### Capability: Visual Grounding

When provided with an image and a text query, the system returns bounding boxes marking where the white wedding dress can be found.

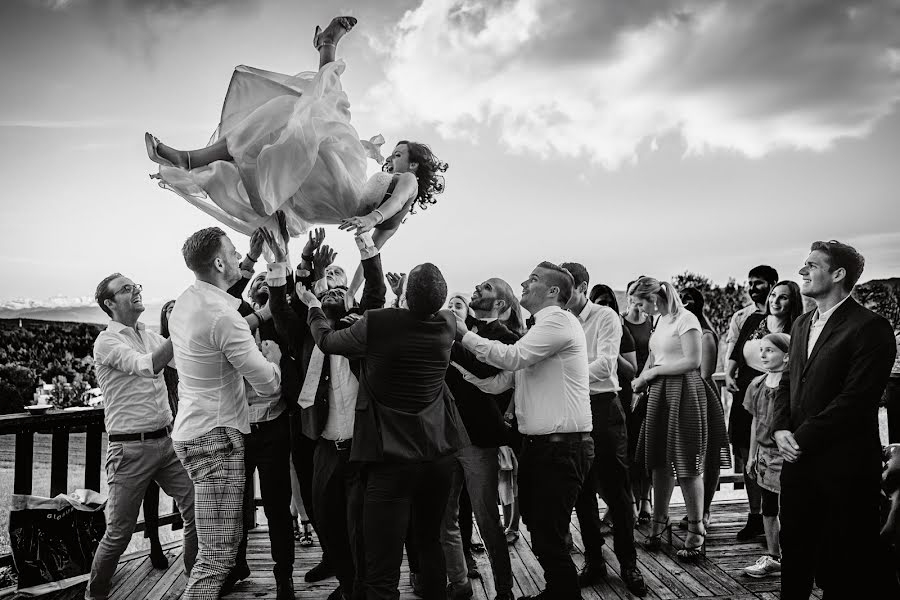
[153,60,389,236]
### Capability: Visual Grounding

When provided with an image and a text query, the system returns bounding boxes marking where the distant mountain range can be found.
[0,297,166,326]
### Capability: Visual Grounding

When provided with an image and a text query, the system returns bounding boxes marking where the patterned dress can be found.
[636,310,731,477]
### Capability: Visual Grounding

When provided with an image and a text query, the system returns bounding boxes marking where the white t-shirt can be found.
[649,310,701,366]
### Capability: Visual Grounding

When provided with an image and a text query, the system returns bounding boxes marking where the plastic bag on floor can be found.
[8,489,106,594]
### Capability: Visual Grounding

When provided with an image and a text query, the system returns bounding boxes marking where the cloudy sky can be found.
[1,0,899,307]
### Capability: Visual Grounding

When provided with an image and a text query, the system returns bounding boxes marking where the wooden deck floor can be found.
[22,500,821,599]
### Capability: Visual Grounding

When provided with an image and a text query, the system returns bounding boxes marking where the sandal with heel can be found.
[677,519,706,562]
[636,496,652,526]
[642,516,671,551]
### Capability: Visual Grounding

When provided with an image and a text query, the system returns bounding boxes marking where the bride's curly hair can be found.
[384,141,448,213]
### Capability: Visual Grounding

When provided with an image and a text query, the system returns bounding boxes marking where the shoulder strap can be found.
[382,173,400,203]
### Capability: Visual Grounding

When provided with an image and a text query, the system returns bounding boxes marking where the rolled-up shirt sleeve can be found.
[588,310,620,384]
[212,311,281,398]
[93,333,155,378]
[461,312,568,371]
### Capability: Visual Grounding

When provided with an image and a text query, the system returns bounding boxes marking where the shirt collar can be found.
[533,304,563,322]
[812,294,851,325]
[106,320,145,334]
[193,280,241,309]
[575,299,594,322]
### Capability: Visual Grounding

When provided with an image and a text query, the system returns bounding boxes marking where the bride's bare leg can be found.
[315,16,357,69]
[156,137,232,170]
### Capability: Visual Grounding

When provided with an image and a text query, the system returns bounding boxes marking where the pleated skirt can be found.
[635,370,731,478]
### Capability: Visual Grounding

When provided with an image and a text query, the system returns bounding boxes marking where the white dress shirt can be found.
[170,281,281,442]
[321,355,359,441]
[93,321,174,434]
[574,300,621,394]
[807,294,851,358]
[460,305,592,435]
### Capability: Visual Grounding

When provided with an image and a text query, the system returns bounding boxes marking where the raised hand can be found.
[260,340,282,365]
[313,245,337,279]
[302,227,326,258]
[386,272,406,298]
[275,210,291,250]
[294,282,320,307]
[248,227,265,261]
[259,228,287,264]
[339,213,379,235]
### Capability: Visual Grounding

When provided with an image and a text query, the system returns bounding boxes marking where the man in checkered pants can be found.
[169,227,283,600]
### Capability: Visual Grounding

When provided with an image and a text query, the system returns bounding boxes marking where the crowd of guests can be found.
[84,218,900,600]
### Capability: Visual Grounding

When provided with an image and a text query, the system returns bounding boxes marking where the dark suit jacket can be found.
[307,307,469,463]
[447,318,519,448]
[772,297,896,469]
[269,254,386,439]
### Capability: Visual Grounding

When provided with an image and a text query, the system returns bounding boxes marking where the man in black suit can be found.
[264,227,387,600]
[296,262,469,600]
[443,278,520,600]
[773,240,898,599]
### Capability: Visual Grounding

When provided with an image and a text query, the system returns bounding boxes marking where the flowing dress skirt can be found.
[635,371,731,478]
[153,60,373,236]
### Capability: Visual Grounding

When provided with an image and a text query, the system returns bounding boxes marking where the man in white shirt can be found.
[454,261,593,600]
[170,227,282,600]
[86,275,197,600]
[561,262,647,597]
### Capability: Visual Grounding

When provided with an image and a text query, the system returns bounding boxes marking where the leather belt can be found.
[321,438,352,451]
[524,432,592,444]
[108,426,171,442]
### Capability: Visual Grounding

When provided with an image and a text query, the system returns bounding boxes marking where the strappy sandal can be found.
[635,497,651,526]
[677,519,706,562]
[642,516,671,552]
[298,520,315,547]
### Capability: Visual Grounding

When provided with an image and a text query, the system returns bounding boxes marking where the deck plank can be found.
[105,500,828,599]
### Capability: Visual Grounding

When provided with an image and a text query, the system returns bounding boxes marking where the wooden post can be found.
[13,432,34,495]
[50,431,70,496]
[84,424,102,492]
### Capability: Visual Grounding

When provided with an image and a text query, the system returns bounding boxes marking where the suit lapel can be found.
[801,298,855,377]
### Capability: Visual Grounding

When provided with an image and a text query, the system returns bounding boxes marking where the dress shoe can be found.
[276,575,296,600]
[304,560,334,583]
[577,560,608,586]
[410,572,424,597]
[736,513,764,541]
[326,587,346,600]
[220,562,251,597]
[621,565,648,597]
[447,580,473,600]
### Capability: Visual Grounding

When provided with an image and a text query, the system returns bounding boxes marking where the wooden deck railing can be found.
[0,407,183,566]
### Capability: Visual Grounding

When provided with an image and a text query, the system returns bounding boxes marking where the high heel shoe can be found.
[313,16,358,50]
[298,520,315,547]
[642,516,671,552]
[145,132,174,168]
[636,497,652,526]
[677,519,706,562]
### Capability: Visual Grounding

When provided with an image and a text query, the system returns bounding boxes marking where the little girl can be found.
[742,332,790,578]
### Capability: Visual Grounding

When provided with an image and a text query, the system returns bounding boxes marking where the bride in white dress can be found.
[146,16,448,251]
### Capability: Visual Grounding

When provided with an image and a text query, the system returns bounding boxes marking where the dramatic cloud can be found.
[27,0,260,61]
[366,0,900,166]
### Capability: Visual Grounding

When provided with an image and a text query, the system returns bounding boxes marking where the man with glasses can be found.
[88,275,197,600]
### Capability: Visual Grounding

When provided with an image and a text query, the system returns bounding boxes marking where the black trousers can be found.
[519,436,594,600]
[289,412,318,529]
[362,456,454,600]
[780,456,898,599]
[313,439,365,599]
[887,377,900,443]
[235,411,295,579]
[574,392,637,569]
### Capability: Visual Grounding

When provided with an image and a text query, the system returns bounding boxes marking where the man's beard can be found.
[252,290,269,307]
[322,302,348,322]
[469,296,494,312]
